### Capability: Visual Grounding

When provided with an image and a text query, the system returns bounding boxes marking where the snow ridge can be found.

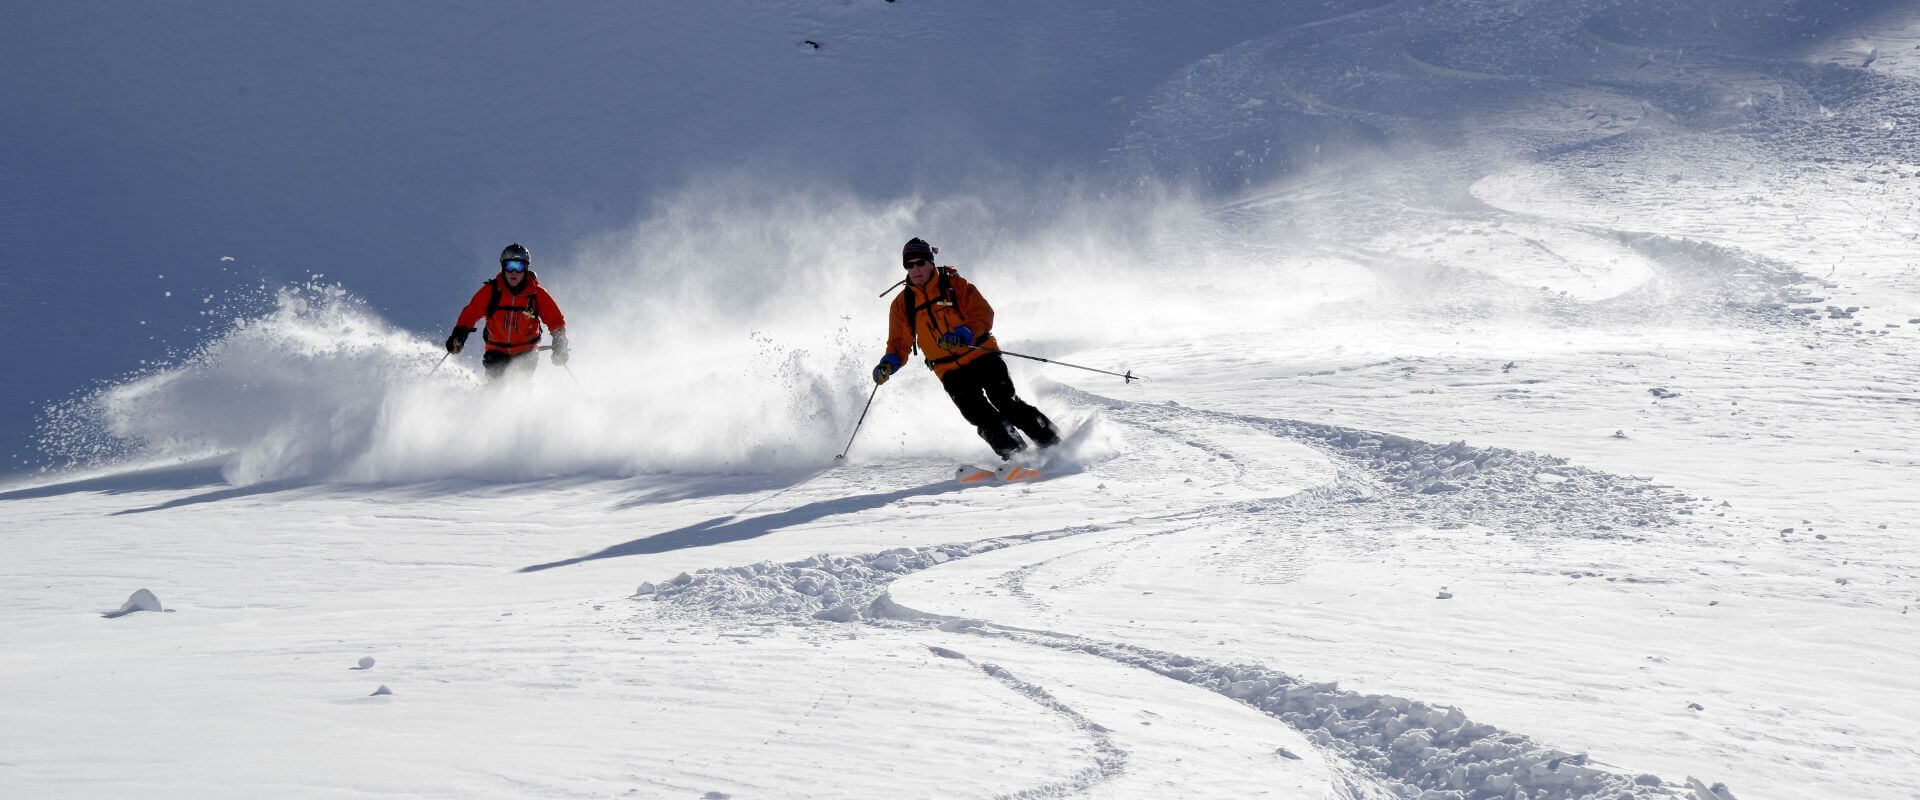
[640,530,1683,800]
[911,617,1679,800]
[935,646,1130,800]
[1096,394,1693,535]
[636,402,1706,798]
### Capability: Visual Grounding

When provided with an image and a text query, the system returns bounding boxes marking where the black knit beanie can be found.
[902,237,936,266]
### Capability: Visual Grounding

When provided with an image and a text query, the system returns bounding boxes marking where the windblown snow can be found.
[6,1,1919,799]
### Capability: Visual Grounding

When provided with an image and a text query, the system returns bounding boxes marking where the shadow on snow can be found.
[518,478,969,572]
[0,458,229,502]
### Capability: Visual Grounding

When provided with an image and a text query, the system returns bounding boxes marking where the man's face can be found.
[905,258,935,286]
[504,269,526,287]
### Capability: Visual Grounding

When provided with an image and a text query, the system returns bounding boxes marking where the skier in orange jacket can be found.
[873,237,1059,460]
[445,243,568,380]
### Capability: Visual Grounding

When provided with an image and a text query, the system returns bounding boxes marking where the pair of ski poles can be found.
[834,345,1139,460]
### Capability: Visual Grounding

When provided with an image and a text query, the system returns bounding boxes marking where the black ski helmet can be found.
[500,242,531,268]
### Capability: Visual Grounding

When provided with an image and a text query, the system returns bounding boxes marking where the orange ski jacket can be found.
[885,267,1000,378]
[455,271,567,356]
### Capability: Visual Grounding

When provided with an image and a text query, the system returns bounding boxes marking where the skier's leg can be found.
[481,349,511,380]
[941,363,1024,458]
[973,353,1059,448]
[508,349,539,380]
[482,349,539,381]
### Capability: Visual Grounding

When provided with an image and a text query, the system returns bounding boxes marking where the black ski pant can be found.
[482,348,539,381]
[938,352,1058,459]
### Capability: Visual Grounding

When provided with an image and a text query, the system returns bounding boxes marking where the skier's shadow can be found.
[517,479,971,572]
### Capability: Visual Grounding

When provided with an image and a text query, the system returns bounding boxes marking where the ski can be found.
[955,464,1043,483]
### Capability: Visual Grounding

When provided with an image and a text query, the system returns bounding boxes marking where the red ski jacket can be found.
[455,271,567,356]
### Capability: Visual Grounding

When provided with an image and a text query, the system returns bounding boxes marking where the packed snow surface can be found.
[8,1,1920,799]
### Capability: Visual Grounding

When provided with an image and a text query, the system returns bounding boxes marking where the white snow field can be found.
[8,2,1920,799]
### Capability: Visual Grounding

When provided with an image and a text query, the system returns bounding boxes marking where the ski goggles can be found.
[502,259,529,272]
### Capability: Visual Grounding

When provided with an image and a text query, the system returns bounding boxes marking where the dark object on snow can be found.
[1650,387,1679,398]
[1502,361,1516,373]
[371,685,394,696]
[803,40,820,49]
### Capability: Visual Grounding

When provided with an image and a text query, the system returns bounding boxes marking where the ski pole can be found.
[428,352,451,376]
[534,345,582,387]
[835,383,882,460]
[963,344,1139,383]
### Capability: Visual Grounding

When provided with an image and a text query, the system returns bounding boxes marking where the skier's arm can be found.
[884,292,913,363]
[454,286,491,331]
[535,287,567,335]
[956,278,995,339]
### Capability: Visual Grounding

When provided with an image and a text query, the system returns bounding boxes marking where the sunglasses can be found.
[903,258,931,269]
[502,259,528,272]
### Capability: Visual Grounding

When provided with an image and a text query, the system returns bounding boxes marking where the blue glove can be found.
[938,325,974,349]
[873,353,903,385]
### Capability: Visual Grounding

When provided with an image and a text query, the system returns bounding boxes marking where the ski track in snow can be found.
[636,392,1695,800]
[949,649,1129,800]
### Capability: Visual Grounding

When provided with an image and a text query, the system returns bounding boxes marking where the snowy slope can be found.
[9,1,1920,799]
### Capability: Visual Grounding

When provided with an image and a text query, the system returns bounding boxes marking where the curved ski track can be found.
[636,388,1701,800]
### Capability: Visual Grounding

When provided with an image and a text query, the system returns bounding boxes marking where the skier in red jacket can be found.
[446,243,568,380]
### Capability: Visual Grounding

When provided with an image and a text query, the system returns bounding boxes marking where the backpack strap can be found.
[486,280,539,315]
[480,279,544,350]
[900,268,967,359]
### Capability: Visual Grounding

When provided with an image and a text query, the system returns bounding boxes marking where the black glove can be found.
[550,333,570,366]
[446,326,471,354]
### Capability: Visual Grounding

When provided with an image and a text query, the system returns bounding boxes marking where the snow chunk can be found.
[103,588,163,619]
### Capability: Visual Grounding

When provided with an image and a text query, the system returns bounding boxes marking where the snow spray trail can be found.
[28,177,1380,485]
[628,394,1708,799]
